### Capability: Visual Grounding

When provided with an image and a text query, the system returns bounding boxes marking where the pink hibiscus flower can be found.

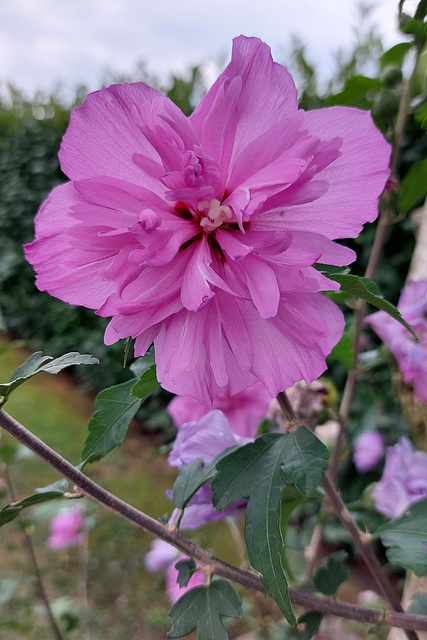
[366,279,427,404]
[25,36,390,404]
[48,505,86,549]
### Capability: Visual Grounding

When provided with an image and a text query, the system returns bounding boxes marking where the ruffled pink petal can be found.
[59,83,198,194]
[24,183,116,308]
[189,36,298,176]
[272,107,390,239]
[155,291,343,404]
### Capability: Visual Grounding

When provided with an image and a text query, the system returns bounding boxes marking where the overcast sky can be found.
[0,0,409,99]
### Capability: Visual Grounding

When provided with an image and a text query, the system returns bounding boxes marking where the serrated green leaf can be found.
[0,351,99,403]
[131,364,160,400]
[398,158,427,215]
[168,579,242,640]
[81,379,142,464]
[211,429,329,624]
[327,274,417,338]
[374,498,427,576]
[313,551,349,595]
[0,485,68,527]
[175,559,197,588]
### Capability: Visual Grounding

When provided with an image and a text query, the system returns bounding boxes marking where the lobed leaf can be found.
[211,428,328,625]
[313,551,349,595]
[168,579,242,640]
[374,498,427,576]
[175,559,197,588]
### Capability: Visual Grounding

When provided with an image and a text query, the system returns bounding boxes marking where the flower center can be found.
[198,199,232,232]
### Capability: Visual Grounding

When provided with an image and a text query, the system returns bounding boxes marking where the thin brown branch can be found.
[321,473,418,640]
[1,409,427,633]
[3,467,65,640]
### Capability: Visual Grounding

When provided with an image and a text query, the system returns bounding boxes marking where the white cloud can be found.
[0,0,403,97]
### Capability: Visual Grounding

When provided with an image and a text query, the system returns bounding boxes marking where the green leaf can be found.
[0,351,99,403]
[380,43,412,68]
[172,446,239,511]
[131,364,160,400]
[271,612,322,640]
[168,579,242,639]
[327,274,417,338]
[313,551,349,595]
[374,498,427,576]
[398,158,427,215]
[173,459,209,510]
[328,331,354,369]
[81,379,142,464]
[0,481,68,527]
[211,428,329,624]
[297,612,323,640]
[175,559,197,588]
[326,76,381,108]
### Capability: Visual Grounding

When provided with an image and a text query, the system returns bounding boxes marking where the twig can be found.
[276,392,417,640]
[1,409,427,633]
[3,466,65,640]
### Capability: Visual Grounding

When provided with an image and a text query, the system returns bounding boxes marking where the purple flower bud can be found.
[353,431,385,472]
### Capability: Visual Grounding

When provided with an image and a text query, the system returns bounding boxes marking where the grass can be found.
[0,339,241,639]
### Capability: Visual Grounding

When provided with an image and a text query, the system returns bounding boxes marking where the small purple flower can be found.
[144,538,180,572]
[166,558,205,604]
[372,437,427,519]
[144,539,204,604]
[167,410,251,529]
[48,505,85,549]
[353,431,385,472]
[366,279,427,404]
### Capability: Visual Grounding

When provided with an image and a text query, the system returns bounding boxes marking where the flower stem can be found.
[1,409,426,634]
[275,392,418,640]
[3,466,65,640]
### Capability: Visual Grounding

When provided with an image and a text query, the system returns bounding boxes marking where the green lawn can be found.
[0,340,241,639]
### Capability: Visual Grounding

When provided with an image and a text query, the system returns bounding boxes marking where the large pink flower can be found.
[25,36,390,404]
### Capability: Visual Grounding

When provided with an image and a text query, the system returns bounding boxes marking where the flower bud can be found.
[372,90,400,120]
[380,65,403,88]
